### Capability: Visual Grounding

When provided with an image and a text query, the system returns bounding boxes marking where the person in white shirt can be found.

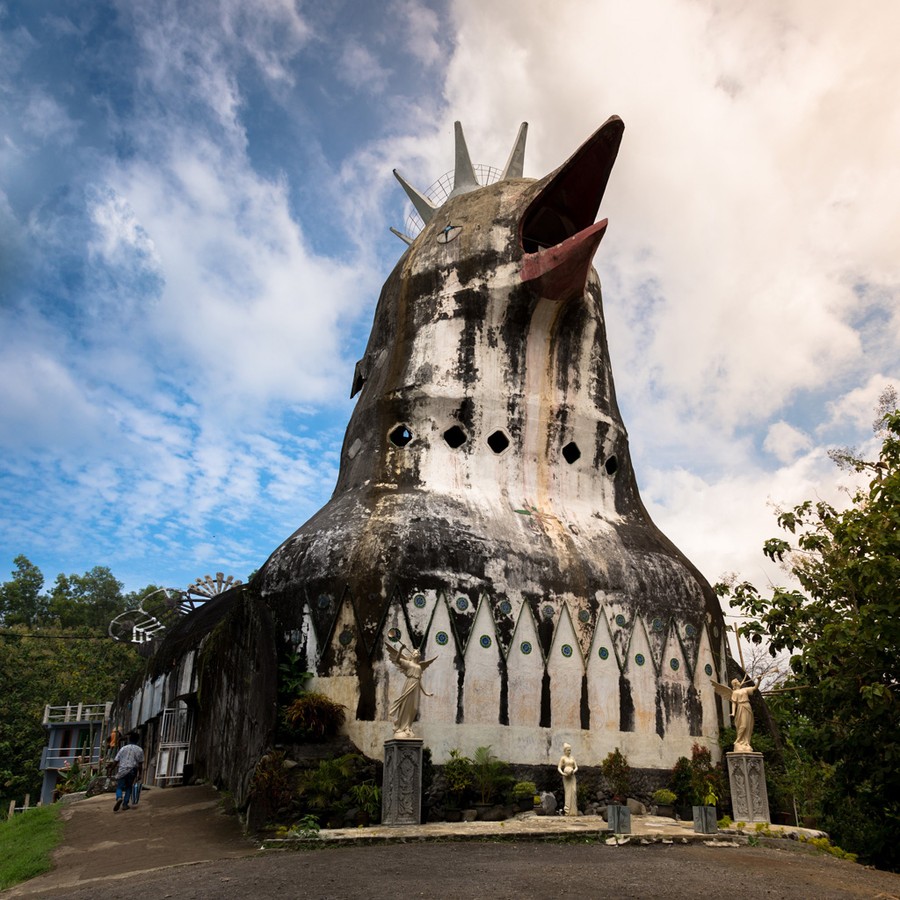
[113,733,144,812]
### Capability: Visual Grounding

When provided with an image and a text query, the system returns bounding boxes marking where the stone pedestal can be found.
[727,752,770,824]
[607,803,631,834]
[382,739,423,826]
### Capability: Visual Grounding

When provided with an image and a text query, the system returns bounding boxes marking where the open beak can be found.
[520,116,624,301]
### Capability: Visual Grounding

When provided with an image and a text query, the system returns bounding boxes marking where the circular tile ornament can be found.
[615,614,626,627]
[413,594,426,608]
[704,663,713,676]
[436,631,449,646]
[479,634,492,649]
[598,646,610,660]
[653,618,664,633]
[670,658,680,671]
[387,627,401,642]
[561,644,573,658]
[686,623,697,638]
[317,595,330,609]
[542,604,555,620]
[456,597,469,611]
[520,641,533,655]
[499,600,512,615]
[578,609,591,623]
[339,628,353,646]
[635,653,646,666]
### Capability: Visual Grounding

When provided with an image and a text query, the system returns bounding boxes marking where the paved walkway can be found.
[4,785,885,898]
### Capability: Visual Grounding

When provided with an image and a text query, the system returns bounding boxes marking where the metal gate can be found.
[154,705,193,785]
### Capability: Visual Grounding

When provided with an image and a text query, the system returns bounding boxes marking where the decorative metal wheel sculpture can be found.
[108,573,243,643]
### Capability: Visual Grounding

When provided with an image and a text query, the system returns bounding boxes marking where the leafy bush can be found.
[471,746,512,805]
[512,780,538,802]
[250,750,294,816]
[297,753,364,815]
[600,748,631,801]
[56,760,92,796]
[669,756,693,807]
[286,814,321,841]
[283,692,346,742]
[443,749,473,807]
[348,780,381,824]
[652,788,677,806]
[688,743,726,807]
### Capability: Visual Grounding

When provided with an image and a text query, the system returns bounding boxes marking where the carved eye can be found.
[437,224,462,244]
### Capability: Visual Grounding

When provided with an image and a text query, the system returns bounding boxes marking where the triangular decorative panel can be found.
[462,597,502,725]
[546,604,584,730]
[507,604,543,728]
[587,611,619,732]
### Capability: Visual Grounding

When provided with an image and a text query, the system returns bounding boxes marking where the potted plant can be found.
[687,743,723,833]
[693,783,719,834]
[442,749,473,821]
[601,748,632,833]
[471,746,512,816]
[669,756,694,820]
[651,788,677,818]
[511,780,538,813]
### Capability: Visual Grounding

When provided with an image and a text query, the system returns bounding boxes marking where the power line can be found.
[0,630,113,641]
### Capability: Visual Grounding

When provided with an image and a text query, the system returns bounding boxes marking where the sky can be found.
[1,0,898,618]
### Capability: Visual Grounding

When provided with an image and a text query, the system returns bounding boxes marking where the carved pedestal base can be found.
[727,752,770,824]
[382,739,423,826]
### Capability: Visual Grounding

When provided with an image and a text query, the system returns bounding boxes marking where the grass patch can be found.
[0,805,63,890]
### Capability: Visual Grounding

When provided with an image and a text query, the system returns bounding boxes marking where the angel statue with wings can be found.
[711,676,757,753]
[385,642,437,739]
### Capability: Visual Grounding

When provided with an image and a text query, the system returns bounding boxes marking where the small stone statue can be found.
[711,676,757,752]
[385,642,437,739]
[557,742,578,816]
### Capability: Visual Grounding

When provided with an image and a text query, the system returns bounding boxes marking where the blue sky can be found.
[1,0,898,601]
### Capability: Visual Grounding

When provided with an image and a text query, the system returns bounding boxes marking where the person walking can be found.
[113,732,144,812]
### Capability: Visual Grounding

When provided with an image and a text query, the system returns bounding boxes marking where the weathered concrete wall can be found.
[115,588,278,809]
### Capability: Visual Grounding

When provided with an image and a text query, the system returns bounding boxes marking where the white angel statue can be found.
[385,642,437,739]
[711,676,757,753]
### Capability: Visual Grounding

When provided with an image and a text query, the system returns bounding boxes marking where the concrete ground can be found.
[5,785,900,899]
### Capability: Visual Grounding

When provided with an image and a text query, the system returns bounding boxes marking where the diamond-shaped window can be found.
[389,425,413,447]
[487,430,510,454]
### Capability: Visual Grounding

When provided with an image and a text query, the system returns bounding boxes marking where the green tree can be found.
[0,558,154,811]
[47,567,129,630]
[0,626,142,810]
[721,403,900,870]
[0,557,48,627]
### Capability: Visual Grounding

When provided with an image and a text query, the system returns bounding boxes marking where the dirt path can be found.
[4,786,900,899]
[2,785,255,897]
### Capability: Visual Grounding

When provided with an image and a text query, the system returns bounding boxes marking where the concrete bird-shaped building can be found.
[256,117,730,768]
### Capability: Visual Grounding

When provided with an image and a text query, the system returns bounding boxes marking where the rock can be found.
[626,798,647,816]
[85,776,116,797]
[540,792,557,816]
[477,805,508,822]
[461,809,478,822]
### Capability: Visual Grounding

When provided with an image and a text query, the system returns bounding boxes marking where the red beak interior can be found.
[520,116,624,300]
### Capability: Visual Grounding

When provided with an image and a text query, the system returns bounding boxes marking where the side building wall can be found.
[113,587,278,809]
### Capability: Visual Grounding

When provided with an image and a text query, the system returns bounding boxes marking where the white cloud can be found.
[338,40,390,93]
[21,92,79,144]
[391,0,442,68]
[763,421,811,463]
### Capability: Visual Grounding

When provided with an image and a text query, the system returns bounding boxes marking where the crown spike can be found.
[501,122,528,180]
[390,226,414,245]
[393,169,437,224]
[448,121,479,198]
